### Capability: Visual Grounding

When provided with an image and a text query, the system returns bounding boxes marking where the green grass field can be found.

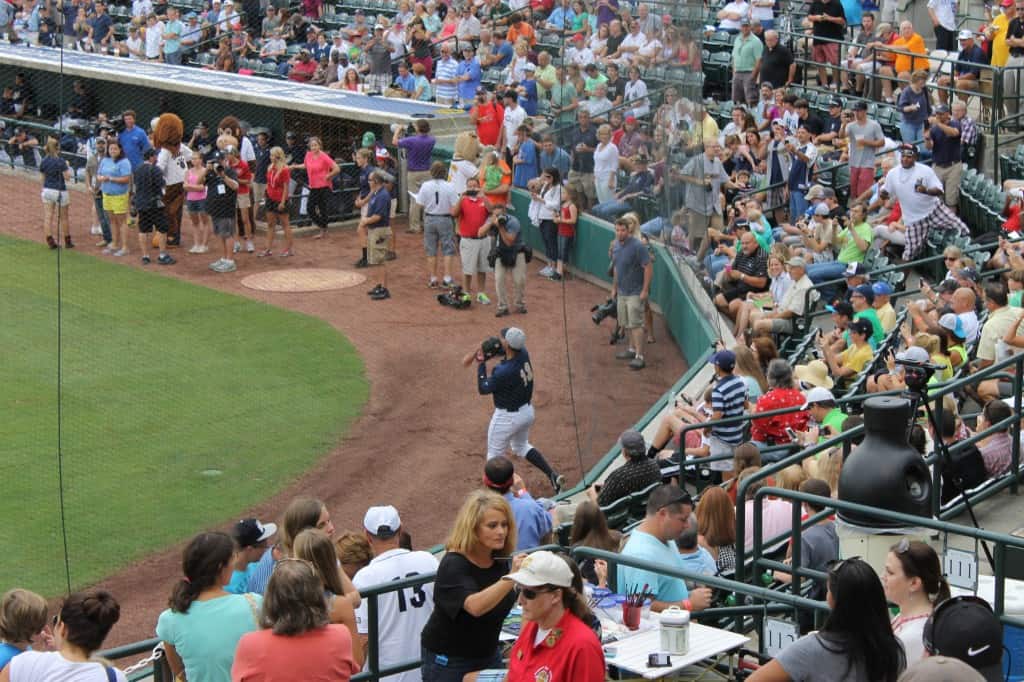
[0,235,368,596]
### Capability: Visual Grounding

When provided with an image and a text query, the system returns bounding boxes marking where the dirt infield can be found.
[4,173,686,646]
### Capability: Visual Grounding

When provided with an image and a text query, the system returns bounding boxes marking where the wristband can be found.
[683,599,692,611]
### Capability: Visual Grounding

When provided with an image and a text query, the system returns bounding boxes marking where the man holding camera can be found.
[467,327,566,493]
[612,216,653,370]
[205,150,240,273]
[490,203,529,317]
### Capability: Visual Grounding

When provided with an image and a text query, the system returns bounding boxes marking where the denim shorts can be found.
[186,199,206,213]
[557,234,574,263]
[420,647,501,682]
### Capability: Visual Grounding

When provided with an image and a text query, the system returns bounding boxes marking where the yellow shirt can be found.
[840,342,874,374]
[876,302,897,333]
[992,13,1010,68]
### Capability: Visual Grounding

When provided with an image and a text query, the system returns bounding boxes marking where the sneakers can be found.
[442,276,454,286]
[257,249,273,258]
[246,240,255,253]
[141,255,152,265]
[370,286,391,300]
[233,241,242,254]
[157,254,176,265]
[354,257,369,268]
[278,249,294,257]
[516,304,528,314]
[113,248,129,257]
[209,258,225,270]
[64,236,75,249]
[615,349,637,360]
[90,225,102,235]
[211,259,237,272]
[548,272,563,281]
[538,265,553,277]
[196,244,210,254]
[477,292,491,305]
[188,244,201,254]
[629,355,646,370]
[495,308,510,317]
[102,246,114,255]
[96,239,110,248]
[46,235,57,249]
[549,472,567,494]
[386,250,397,261]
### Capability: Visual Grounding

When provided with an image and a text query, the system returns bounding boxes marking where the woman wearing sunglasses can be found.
[157,532,262,682]
[749,557,905,681]
[420,490,523,682]
[881,540,950,665]
[231,558,359,681]
[1,590,125,681]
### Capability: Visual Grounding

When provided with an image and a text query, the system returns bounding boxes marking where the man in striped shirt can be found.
[708,350,748,481]
[433,44,460,106]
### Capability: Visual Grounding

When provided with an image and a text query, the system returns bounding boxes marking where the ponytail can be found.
[168,577,199,614]
[933,576,952,605]
[168,532,235,614]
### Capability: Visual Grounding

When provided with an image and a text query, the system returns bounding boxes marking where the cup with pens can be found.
[622,584,652,631]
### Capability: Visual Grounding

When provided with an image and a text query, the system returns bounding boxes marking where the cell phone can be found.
[785,427,799,442]
[648,653,672,667]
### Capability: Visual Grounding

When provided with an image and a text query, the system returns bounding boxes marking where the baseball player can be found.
[465,327,566,493]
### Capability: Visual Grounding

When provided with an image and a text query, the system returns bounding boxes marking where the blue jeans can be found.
[94,193,111,243]
[591,199,631,222]
[164,49,182,65]
[557,234,574,263]
[805,260,848,304]
[641,216,670,240]
[788,190,808,224]
[899,120,923,147]
[421,647,502,682]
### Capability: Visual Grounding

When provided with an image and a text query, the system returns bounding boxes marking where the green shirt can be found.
[731,33,764,73]
[837,221,873,264]
[549,81,578,126]
[820,407,847,440]
[584,73,608,95]
[1011,290,1023,308]
[534,63,557,99]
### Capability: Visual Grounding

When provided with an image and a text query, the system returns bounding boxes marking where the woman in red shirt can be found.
[750,359,810,447]
[466,551,604,682]
[290,136,339,240]
[260,146,292,257]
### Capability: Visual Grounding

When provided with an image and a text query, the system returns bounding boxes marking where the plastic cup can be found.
[622,603,642,630]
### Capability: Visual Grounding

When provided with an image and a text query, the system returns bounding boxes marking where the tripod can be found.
[903,386,996,572]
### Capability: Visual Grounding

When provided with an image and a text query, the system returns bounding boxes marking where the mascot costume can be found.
[152,113,189,247]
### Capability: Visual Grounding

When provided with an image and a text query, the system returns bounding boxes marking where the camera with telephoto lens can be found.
[895,357,940,393]
[591,298,618,325]
[481,335,504,360]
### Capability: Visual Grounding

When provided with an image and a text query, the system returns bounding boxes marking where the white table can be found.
[605,622,750,680]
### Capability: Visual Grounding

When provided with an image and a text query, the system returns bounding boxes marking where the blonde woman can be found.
[593,124,619,205]
[292,529,364,669]
[39,137,73,249]
[420,491,524,680]
[261,146,293,256]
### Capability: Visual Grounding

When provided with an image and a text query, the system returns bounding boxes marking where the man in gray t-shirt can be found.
[844,101,885,200]
[611,219,653,370]
[364,26,392,92]
[680,142,732,261]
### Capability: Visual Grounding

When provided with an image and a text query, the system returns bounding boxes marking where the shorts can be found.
[770,317,795,335]
[688,211,723,241]
[237,193,251,209]
[616,294,644,329]
[212,216,236,239]
[557,234,574,263]
[186,199,207,213]
[264,197,289,215]
[102,192,130,215]
[460,236,493,275]
[424,215,456,257]
[136,206,168,234]
[708,436,736,473]
[41,188,70,206]
[813,42,840,65]
[998,379,1015,398]
[368,226,392,265]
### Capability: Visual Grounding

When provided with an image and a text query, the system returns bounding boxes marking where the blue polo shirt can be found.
[367,187,391,227]
[505,491,552,551]
[617,530,688,603]
[456,58,482,101]
[118,125,152,169]
[492,41,514,68]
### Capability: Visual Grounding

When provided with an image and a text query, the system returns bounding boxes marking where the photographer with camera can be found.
[489,203,529,317]
[462,328,566,493]
[203,150,241,273]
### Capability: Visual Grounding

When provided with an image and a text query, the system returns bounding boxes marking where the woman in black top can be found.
[420,490,524,682]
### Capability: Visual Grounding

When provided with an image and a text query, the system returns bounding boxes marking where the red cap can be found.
[662,13,672,23]
[572,32,584,40]
[1002,0,1012,8]
[625,115,638,124]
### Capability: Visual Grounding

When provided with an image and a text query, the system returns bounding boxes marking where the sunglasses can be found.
[518,586,558,600]
[826,555,862,577]
[895,538,912,554]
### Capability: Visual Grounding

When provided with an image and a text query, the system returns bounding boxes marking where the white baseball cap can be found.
[803,386,836,406]
[502,551,573,587]
[364,505,401,538]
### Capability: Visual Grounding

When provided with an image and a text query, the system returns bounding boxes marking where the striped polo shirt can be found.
[711,373,748,445]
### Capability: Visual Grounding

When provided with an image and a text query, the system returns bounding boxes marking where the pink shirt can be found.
[304,151,335,189]
[231,624,357,682]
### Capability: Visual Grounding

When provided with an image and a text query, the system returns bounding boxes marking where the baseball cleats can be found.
[370,286,391,300]
[550,472,566,494]
[615,349,637,360]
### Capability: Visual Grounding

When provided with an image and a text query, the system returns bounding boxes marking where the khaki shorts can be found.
[368,226,392,265]
[687,211,723,241]
[616,294,644,329]
[460,236,493,275]
[567,170,596,205]
[770,317,795,335]
[237,193,251,209]
[933,162,962,208]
